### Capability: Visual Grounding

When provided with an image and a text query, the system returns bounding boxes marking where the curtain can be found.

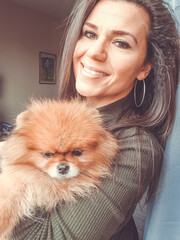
[144,1,180,239]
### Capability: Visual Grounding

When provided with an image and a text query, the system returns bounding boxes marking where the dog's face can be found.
[7,100,118,181]
[27,128,104,180]
[31,142,102,179]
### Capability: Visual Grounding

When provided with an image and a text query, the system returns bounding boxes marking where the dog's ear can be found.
[15,111,28,130]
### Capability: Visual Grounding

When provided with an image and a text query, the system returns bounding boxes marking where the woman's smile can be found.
[81,63,108,78]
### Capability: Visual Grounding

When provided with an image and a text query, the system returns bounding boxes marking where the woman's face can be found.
[73,0,151,107]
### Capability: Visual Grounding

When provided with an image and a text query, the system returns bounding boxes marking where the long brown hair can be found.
[58,0,180,200]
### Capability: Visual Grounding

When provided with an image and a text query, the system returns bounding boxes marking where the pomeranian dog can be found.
[0,99,118,238]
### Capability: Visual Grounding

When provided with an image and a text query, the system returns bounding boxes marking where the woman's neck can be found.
[86,92,132,108]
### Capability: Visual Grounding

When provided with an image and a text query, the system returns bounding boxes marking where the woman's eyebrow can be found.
[111,30,137,44]
[84,22,98,30]
[84,22,137,44]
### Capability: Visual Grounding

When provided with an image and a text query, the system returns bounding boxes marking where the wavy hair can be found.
[58,0,180,199]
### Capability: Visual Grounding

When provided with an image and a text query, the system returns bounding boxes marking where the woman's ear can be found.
[137,62,152,81]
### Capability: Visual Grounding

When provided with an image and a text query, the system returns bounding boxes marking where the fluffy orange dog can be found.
[0,99,118,238]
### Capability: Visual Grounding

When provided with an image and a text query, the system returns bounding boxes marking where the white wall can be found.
[0,0,62,124]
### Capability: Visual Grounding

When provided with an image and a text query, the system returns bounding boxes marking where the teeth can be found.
[83,66,106,76]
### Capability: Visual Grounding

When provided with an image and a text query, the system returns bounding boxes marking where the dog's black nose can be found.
[57,163,70,175]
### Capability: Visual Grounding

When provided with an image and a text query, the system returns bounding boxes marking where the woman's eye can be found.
[113,40,131,49]
[71,149,83,157]
[42,152,54,158]
[83,30,96,39]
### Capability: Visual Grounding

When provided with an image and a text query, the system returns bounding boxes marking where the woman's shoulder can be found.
[114,126,163,174]
[115,126,161,151]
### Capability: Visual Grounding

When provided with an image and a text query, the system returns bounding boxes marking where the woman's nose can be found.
[86,39,107,62]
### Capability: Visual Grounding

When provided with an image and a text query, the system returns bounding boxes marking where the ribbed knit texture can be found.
[8,92,161,240]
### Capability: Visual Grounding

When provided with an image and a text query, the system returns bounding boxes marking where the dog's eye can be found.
[71,149,83,157]
[42,152,55,158]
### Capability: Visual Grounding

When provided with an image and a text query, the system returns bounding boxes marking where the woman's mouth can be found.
[81,64,108,78]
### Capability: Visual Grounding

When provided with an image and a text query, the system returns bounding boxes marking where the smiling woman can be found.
[8,0,180,240]
[73,1,151,107]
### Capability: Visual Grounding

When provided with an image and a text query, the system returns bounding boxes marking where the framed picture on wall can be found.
[39,52,56,84]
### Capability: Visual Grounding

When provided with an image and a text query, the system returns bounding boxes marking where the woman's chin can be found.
[76,84,96,98]
[77,89,92,98]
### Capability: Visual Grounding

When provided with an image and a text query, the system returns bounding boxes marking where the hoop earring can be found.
[134,80,146,108]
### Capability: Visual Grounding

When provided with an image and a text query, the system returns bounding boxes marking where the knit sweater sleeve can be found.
[9,128,161,240]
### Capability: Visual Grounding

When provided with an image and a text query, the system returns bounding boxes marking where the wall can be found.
[0,0,62,124]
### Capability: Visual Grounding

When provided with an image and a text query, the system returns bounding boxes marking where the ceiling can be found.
[10,0,75,19]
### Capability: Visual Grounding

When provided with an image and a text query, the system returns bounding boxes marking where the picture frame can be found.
[39,52,56,84]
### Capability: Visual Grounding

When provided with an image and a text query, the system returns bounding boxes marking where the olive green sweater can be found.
[8,93,162,240]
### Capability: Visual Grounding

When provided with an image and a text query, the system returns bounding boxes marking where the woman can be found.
[10,0,180,239]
